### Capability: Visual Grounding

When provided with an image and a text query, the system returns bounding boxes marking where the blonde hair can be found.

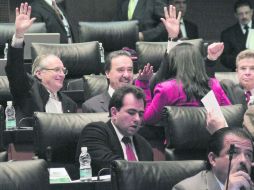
[236,49,254,68]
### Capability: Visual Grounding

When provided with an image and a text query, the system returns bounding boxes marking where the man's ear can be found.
[35,70,42,80]
[208,152,217,167]
[105,70,110,79]
[110,107,118,118]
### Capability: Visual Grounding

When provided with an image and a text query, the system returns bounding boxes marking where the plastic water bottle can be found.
[4,43,8,59]
[79,147,92,182]
[5,101,16,130]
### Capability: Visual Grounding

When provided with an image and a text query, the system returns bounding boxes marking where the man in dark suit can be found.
[31,0,76,43]
[115,0,167,41]
[221,0,253,71]
[5,3,77,126]
[220,49,254,107]
[171,0,199,40]
[82,50,153,113]
[76,85,153,175]
[172,127,254,190]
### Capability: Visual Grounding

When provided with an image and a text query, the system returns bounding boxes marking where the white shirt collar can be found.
[108,85,115,97]
[44,0,53,6]
[240,20,252,33]
[213,173,224,190]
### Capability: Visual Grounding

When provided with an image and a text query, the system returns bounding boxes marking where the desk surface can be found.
[50,180,111,190]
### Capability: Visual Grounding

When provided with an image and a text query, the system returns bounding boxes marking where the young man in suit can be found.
[221,0,253,71]
[173,127,254,190]
[171,0,199,40]
[76,85,153,175]
[6,3,77,126]
[31,0,76,43]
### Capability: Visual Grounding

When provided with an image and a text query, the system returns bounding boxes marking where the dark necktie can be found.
[122,137,137,161]
[178,22,183,39]
[245,91,251,103]
[244,25,249,38]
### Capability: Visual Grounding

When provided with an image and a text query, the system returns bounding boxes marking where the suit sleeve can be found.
[5,44,32,100]
[76,122,123,174]
[82,101,94,113]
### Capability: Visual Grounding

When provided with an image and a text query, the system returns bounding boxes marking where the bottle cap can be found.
[7,101,12,106]
[81,147,87,153]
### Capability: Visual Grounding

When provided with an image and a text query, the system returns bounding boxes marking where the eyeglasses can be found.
[42,67,68,75]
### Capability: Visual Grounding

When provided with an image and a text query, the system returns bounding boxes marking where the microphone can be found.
[225,144,235,190]
[97,168,111,181]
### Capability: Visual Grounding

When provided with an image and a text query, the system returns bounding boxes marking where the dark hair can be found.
[108,85,146,116]
[206,127,253,170]
[234,0,253,12]
[152,43,210,101]
[104,50,132,73]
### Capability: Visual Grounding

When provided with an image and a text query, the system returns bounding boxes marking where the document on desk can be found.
[201,90,228,127]
[49,168,71,184]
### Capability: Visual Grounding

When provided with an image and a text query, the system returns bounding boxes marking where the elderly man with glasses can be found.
[5,2,77,127]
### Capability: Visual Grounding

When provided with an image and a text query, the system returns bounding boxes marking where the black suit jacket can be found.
[220,21,254,71]
[75,120,153,175]
[180,19,199,39]
[220,79,247,109]
[115,0,167,41]
[82,91,110,113]
[5,45,77,126]
[31,0,76,43]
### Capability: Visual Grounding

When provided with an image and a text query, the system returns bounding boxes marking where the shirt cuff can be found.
[11,34,24,48]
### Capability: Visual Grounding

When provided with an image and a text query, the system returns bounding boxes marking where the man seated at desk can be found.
[5,2,77,126]
[76,85,153,176]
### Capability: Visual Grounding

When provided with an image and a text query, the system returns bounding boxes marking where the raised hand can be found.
[137,63,153,81]
[15,2,36,38]
[206,109,226,134]
[207,42,224,61]
[160,5,181,39]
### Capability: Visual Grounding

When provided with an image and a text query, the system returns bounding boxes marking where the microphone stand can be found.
[225,144,235,190]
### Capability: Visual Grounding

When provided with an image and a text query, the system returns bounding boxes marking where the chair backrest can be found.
[83,74,108,101]
[162,104,245,160]
[31,42,102,78]
[0,23,46,56]
[79,21,139,53]
[136,39,204,72]
[0,159,49,190]
[215,72,238,84]
[0,151,7,162]
[0,76,12,106]
[111,160,206,190]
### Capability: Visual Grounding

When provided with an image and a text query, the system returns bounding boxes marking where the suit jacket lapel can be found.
[206,171,222,190]
[39,0,66,29]
[107,120,125,158]
[132,0,145,20]
[100,91,111,112]
[132,135,144,161]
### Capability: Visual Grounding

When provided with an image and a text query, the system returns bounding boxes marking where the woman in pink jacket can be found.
[140,5,231,125]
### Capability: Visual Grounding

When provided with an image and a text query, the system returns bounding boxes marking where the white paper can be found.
[201,90,228,127]
[49,168,71,184]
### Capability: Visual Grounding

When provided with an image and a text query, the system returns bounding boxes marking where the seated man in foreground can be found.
[6,3,77,126]
[76,85,153,175]
[173,127,254,190]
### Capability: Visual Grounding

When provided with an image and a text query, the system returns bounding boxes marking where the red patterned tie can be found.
[245,91,252,103]
[122,137,137,161]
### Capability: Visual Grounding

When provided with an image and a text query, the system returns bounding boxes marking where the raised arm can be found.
[15,2,36,39]
[160,5,181,40]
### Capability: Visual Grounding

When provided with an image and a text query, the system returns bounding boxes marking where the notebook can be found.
[24,33,60,60]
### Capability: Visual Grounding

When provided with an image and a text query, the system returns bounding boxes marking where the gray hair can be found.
[32,54,57,75]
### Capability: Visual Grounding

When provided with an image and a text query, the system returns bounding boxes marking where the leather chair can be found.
[0,151,7,162]
[79,21,139,54]
[162,104,245,160]
[33,111,109,179]
[111,160,206,190]
[215,72,238,84]
[0,76,12,105]
[136,39,204,72]
[0,159,49,190]
[31,41,102,79]
[0,23,46,57]
[83,74,108,102]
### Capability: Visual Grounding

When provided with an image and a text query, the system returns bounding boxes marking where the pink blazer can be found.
[136,78,231,125]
